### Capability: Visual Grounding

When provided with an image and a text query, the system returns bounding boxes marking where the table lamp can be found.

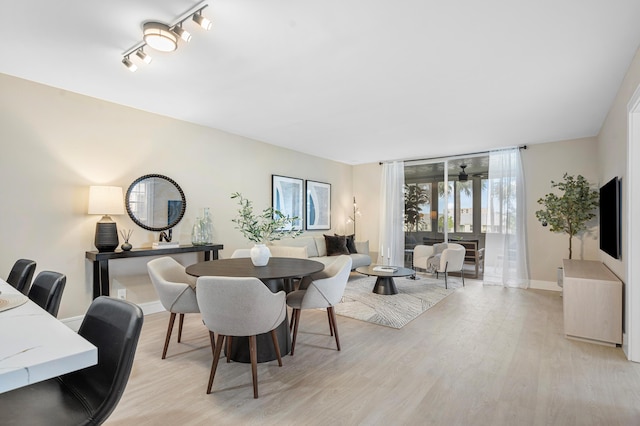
[88,186,124,252]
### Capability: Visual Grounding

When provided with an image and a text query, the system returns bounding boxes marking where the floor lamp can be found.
[88,186,124,252]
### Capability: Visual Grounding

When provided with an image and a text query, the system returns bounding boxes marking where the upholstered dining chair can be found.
[196,276,287,398]
[286,255,352,355]
[28,271,66,317]
[0,296,144,426]
[230,248,252,258]
[147,257,199,359]
[6,258,37,295]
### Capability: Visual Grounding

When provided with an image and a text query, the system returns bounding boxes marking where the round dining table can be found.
[186,257,324,363]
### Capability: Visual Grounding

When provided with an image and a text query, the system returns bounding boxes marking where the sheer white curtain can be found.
[483,148,530,288]
[379,161,405,266]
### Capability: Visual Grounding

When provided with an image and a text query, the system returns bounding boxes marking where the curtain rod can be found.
[379,145,527,165]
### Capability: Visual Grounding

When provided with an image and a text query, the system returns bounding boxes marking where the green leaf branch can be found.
[231,192,303,243]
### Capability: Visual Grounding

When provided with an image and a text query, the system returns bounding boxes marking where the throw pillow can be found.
[324,234,350,256]
[335,234,358,253]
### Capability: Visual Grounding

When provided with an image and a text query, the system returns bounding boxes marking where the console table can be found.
[86,244,223,299]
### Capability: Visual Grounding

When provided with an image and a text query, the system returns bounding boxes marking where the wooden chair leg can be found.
[291,308,301,356]
[249,335,259,398]
[270,329,282,367]
[177,313,185,343]
[208,330,216,358]
[207,334,225,394]
[226,336,232,363]
[162,312,176,359]
[328,306,341,351]
[327,310,334,336]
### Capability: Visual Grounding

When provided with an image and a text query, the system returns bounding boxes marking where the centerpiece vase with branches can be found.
[231,192,303,266]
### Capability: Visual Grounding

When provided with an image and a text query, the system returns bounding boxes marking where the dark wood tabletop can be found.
[186,257,325,279]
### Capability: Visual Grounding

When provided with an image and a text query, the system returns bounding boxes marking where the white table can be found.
[0,280,97,393]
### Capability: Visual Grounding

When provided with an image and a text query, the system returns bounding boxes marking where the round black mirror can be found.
[125,174,186,231]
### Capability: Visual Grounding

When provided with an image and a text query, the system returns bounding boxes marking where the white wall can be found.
[0,73,353,318]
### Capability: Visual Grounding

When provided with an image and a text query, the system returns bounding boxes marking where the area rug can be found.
[333,273,458,329]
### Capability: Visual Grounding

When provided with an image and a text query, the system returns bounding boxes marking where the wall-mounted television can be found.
[599,176,621,259]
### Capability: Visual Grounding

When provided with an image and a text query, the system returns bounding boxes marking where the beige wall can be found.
[0,73,353,318]
[523,138,599,286]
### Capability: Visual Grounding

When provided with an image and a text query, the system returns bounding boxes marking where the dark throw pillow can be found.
[324,234,350,256]
[335,234,358,253]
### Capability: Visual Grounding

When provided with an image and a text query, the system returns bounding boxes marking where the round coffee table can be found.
[355,265,416,295]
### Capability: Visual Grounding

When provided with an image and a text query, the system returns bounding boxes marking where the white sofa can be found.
[269,236,371,269]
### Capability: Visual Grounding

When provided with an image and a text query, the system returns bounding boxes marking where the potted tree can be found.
[231,192,303,266]
[535,174,599,284]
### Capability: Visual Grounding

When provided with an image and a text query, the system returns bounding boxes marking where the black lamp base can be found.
[95,221,119,252]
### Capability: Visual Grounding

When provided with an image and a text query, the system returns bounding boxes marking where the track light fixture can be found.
[193,12,212,30]
[122,56,137,72]
[135,48,152,64]
[172,23,192,43]
[121,1,211,71]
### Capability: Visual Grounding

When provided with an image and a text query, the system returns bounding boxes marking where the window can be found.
[404,155,488,238]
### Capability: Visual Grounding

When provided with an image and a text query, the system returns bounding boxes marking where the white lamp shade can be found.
[88,186,124,215]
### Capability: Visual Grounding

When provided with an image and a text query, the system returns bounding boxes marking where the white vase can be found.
[250,244,271,266]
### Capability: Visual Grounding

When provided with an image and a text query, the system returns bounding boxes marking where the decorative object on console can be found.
[121,1,212,72]
[306,180,331,230]
[154,229,179,249]
[231,192,303,266]
[192,208,214,245]
[535,173,599,259]
[88,186,124,252]
[120,229,133,251]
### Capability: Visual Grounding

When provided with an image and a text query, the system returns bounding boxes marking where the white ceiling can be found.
[2,1,640,165]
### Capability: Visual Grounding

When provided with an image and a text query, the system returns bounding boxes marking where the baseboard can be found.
[530,279,562,292]
[61,299,164,331]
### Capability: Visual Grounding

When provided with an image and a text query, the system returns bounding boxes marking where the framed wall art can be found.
[272,175,304,231]
[306,180,331,230]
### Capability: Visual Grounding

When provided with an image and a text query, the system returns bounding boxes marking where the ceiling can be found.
[2,1,640,165]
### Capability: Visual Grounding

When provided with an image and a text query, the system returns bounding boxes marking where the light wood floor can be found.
[105,278,640,426]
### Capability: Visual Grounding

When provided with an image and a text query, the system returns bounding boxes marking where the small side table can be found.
[355,265,416,295]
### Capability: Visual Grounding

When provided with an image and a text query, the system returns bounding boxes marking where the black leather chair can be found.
[28,271,66,317]
[6,258,36,295]
[0,296,144,426]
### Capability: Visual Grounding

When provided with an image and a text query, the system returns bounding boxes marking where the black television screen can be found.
[599,177,621,259]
